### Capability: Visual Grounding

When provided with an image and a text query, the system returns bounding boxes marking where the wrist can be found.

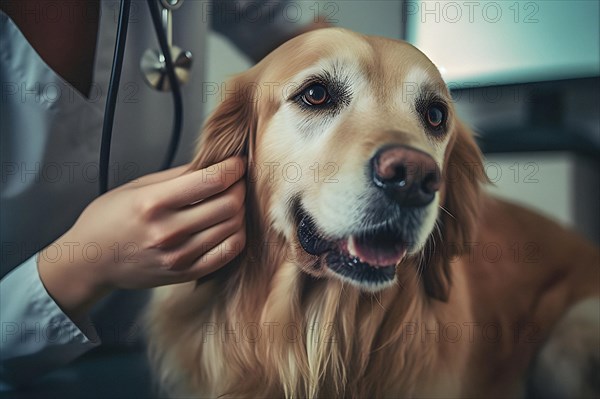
[37,237,112,322]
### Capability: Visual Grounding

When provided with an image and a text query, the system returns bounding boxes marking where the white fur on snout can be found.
[410,195,440,252]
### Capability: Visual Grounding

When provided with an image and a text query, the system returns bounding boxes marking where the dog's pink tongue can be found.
[347,236,406,268]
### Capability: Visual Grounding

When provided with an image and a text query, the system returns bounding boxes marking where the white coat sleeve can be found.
[0,254,100,389]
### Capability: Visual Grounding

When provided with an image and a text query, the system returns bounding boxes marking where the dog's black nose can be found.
[372,145,441,207]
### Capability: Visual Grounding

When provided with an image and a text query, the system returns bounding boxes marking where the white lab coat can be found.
[0,0,312,388]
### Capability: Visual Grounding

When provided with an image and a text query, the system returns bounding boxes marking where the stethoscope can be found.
[99,0,193,194]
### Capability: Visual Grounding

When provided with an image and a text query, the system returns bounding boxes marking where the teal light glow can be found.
[406,1,600,87]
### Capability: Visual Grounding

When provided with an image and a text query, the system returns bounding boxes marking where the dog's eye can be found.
[426,104,445,128]
[302,84,330,106]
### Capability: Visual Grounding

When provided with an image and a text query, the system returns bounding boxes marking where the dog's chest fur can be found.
[148,238,481,398]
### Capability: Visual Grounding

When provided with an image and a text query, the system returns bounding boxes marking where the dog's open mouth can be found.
[296,209,406,290]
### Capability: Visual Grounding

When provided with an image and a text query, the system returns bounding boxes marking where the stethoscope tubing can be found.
[99,0,131,194]
[147,0,183,173]
[99,0,184,194]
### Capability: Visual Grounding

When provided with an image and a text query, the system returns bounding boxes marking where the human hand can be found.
[38,157,246,320]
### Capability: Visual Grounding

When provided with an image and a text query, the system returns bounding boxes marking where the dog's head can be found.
[192,28,487,301]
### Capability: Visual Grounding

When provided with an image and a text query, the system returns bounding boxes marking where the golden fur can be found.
[146,28,599,398]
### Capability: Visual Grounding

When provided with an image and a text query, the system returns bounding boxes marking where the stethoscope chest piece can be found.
[140,0,192,91]
[141,46,192,91]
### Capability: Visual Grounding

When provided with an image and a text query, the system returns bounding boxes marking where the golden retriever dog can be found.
[146,28,599,398]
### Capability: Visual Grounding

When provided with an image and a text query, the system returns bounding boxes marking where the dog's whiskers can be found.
[439,205,456,219]
[415,253,425,288]
[413,218,442,290]
[433,220,443,239]
[373,292,385,311]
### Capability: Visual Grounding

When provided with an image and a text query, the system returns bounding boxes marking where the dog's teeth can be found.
[347,236,358,258]
[344,235,406,268]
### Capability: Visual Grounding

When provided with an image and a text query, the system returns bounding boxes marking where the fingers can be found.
[133,163,190,186]
[116,163,191,191]
[151,157,246,209]
[160,179,245,243]
[186,230,246,280]
[157,212,246,279]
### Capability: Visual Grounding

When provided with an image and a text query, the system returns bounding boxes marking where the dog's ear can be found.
[191,74,258,286]
[190,75,257,170]
[422,119,489,301]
